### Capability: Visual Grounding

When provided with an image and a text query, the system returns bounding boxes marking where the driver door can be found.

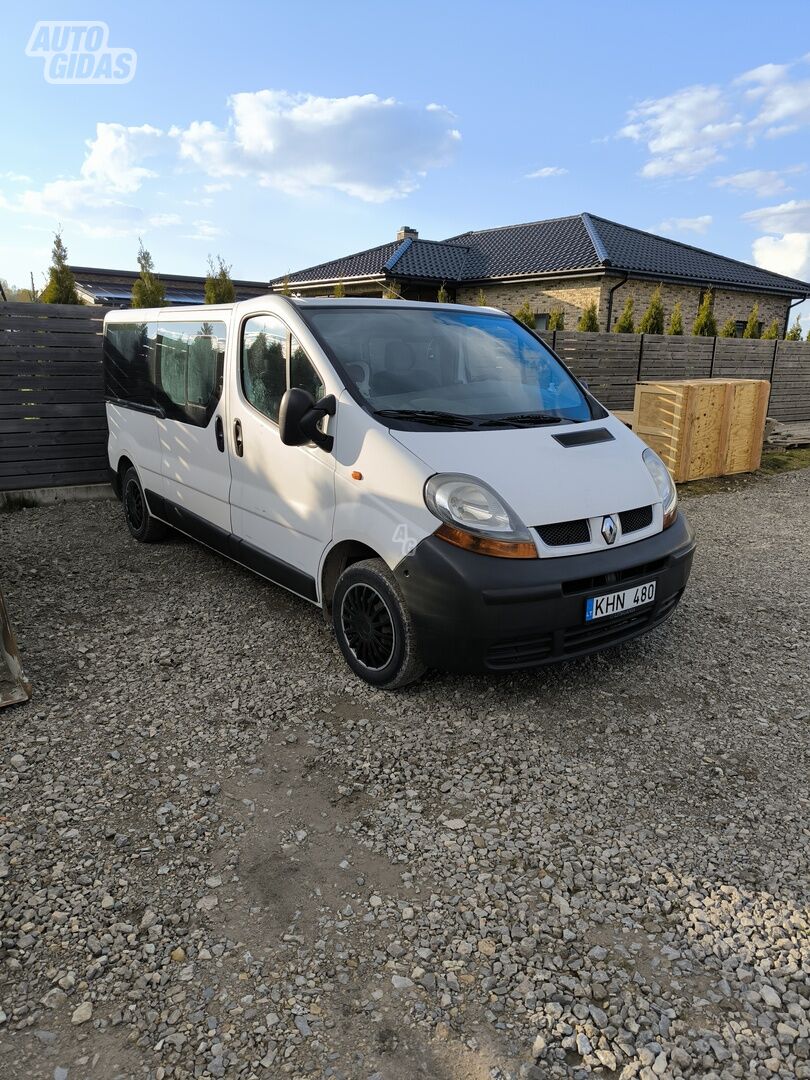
[228,312,336,600]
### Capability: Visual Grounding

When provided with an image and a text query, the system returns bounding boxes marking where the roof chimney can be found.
[397,225,418,242]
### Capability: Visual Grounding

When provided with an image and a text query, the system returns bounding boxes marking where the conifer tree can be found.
[41,229,83,304]
[577,301,599,332]
[666,302,684,335]
[692,291,717,337]
[785,317,802,340]
[204,255,236,304]
[761,318,779,339]
[548,308,565,330]
[719,318,737,337]
[742,303,760,339]
[475,289,487,306]
[437,282,450,304]
[333,279,346,298]
[637,286,664,335]
[514,300,535,328]
[280,276,292,297]
[131,240,165,308]
[613,296,634,333]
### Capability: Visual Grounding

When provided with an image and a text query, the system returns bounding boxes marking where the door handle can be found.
[233,418,244,457]
[215,416,225,452]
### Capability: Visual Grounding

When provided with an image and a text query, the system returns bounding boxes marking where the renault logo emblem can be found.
[601,515,618,545]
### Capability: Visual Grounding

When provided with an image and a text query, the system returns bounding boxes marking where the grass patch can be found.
[679,447,810,498]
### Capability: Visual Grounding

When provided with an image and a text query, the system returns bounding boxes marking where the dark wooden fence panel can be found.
[767,341,810,421]
[0,302,110,491]
[712,337,776,381]
[552,331,640,409]
[639,335,715,380]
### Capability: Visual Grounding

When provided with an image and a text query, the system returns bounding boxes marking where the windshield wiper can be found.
[374,408,478,428]
[479,412,572,428]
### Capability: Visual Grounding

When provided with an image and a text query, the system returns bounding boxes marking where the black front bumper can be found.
[394,513,696,673]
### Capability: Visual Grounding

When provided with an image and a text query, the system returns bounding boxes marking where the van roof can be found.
[102,296,504,322]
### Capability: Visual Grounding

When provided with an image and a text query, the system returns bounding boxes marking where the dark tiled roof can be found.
[586,214,809,293]
[446,215,601,278]
[388,238,471,280]
[69,266,269,306]
[276,241,401,286]
[271,215,810,296]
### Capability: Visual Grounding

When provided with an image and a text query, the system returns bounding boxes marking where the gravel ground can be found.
[0,470,808,1080]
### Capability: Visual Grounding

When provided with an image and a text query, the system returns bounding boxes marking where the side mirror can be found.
[279,388,336,452]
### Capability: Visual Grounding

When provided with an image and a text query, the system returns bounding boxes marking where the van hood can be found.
[391,417,660,526]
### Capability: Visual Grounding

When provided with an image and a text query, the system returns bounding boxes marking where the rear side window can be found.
[103,322,158,408]
[156,320,226,426]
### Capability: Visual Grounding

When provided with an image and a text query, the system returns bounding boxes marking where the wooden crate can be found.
[632,379,770,483]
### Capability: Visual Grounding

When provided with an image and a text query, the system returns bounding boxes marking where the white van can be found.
[103,297,695,688]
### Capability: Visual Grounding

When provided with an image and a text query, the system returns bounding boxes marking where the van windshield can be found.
[303,306,594,428]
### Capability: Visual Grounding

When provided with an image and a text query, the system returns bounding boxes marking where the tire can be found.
[332,558,426,689]
[122,466,168,543]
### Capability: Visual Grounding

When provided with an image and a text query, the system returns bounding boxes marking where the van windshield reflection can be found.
[303,306,593,428]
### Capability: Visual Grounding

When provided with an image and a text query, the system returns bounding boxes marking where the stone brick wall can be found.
[456,277,602,327]
[599,277,790,336]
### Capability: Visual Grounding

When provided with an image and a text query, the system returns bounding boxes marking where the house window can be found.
[735,319,763,337]
[535,313,550,331]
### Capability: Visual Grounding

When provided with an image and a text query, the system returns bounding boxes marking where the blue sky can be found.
[2,1,810,325]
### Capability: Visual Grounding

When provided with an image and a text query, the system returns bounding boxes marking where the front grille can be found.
[484,589,683,671]
[536,519,590,546]
[562,557,668,596]
[486,633,553,669]
[619,505,653,534]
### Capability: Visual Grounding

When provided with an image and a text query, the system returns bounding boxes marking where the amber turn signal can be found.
[351,470,363,480]
[663,505,678,528]
[435,523,538,559]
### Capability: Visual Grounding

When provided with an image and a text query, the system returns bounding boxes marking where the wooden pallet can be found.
[632,379,770,483]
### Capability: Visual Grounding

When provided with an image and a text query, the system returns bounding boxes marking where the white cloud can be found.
[742,199,810,233]
[525,166,567,179]
[619,57,810,178]
[6,123,165,237]
[743,197,810,286]
[713,166,804,197]
[657,214,713,235]
[1,171,31,183]
[752,232,810,280]
[619,85,740,178]
[183,219,223,241]
[173,90,460,202]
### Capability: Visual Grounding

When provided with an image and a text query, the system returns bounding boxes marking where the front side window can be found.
[242,315,287,422]
[156,320,226,426]
[291,335,325,401]
[304,306,593,427]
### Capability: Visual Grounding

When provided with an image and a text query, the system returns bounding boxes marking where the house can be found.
[68,266,269,307]
[270,214,810,335]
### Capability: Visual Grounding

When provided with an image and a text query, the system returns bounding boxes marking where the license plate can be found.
[585,580,656,622]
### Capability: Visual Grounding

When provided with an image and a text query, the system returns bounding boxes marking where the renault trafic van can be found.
[103,297,695,688]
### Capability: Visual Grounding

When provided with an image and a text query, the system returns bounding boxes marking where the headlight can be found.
[424,473,537,558]
[643,448,678,528]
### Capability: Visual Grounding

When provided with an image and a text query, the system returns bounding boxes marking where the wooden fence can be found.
[1,303,809,493]
[0,303,110,491]
[538,330,810,419]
